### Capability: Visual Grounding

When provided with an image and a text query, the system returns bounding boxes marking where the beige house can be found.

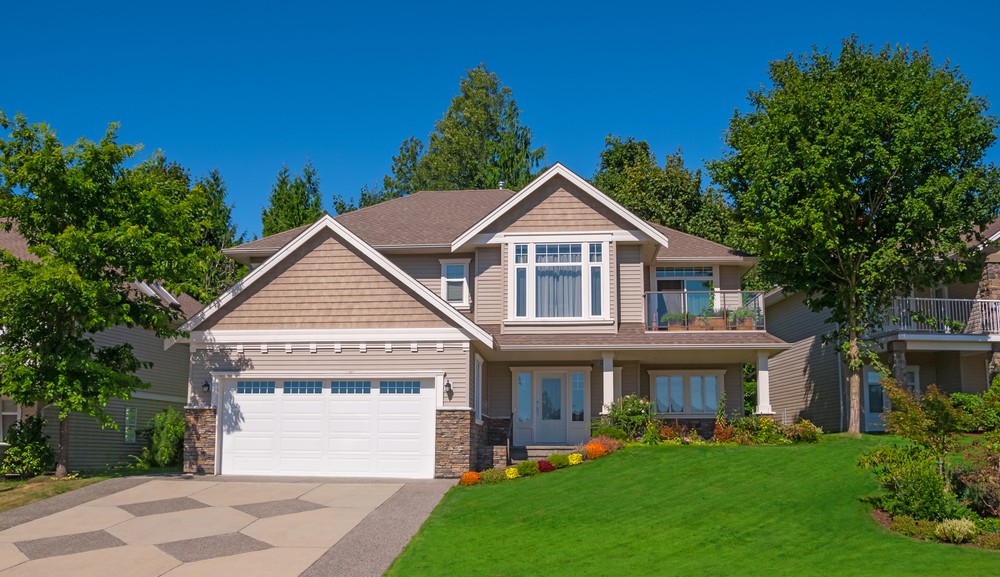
[766,219,1000,432]
[0,228,199,470]
[179,164,790,479]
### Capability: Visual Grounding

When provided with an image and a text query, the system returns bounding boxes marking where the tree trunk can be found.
[846,328,862,436]
[55,416,69,478]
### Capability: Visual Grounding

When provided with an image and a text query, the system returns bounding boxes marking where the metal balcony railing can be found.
[645,291,765,331]
[884,297,1000,334]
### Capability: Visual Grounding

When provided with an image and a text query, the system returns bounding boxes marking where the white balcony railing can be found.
[885,297,1000,334]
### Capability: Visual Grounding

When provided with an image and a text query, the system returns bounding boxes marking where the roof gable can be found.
[451,163,672,250]
[181,215,494,346]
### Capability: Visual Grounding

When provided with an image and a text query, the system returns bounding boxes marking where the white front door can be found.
[863,368,888,432]
[535,372,567,443]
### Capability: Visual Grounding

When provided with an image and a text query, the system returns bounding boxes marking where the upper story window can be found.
[440,259,470,308]
[510,241,609,321]
[653,267,715,316]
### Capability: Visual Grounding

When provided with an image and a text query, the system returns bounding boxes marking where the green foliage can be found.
[332,183,401,215]
[0,416,54,477]
[708,37,1000,432]
[975,516,1000,535]
[143,407,185,468]
[731,415,789,445]
[547,454,569,469]
[935,518,978,543]
[860,445,963,520]
[516,460,540,477]
[604,394,654,439]
[383,64,544,196]
[977,532,1000,550]
[743,364,757,416]
[890,516,938,540]
[260,162,324,236]
[478,468,506,485]
[884,382,967,467]
[641,420,661,445]
[952,386,1000,432]
[589,423,628,441]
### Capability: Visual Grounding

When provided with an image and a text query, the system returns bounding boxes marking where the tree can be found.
[261,162,324,236]
[0,113,204,476]
[708,37,1000,434]
[384,64,544,196]
[593,135,735,245]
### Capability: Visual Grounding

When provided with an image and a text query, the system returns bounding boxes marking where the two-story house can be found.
[766,219,1000,432]
[179,164,789,478]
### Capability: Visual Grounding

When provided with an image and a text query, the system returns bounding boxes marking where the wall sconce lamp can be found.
[202,380,211,395]
[444,380,453,395]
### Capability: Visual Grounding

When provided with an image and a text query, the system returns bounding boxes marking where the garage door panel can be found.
[279,400,325,414]
[280,418,324,433]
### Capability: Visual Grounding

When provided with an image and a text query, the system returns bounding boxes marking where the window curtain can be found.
[535,266,581,317]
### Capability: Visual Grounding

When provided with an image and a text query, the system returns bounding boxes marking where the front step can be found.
[511,445,579,463]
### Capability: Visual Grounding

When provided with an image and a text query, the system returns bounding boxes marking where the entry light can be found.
[202,380,211,395]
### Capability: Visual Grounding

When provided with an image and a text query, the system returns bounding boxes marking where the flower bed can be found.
[456,436,622,487]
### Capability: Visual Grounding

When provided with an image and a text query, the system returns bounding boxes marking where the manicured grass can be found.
[0,475,111,513]
[387,436,999,577]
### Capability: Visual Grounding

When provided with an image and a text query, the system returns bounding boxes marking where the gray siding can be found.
[475,247,502,324]
[718,266,743,291]
[618,244,643,323]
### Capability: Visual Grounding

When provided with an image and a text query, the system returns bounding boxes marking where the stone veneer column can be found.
[976,254,1000,382]
[183,407,216,474]
[435,409,475,478]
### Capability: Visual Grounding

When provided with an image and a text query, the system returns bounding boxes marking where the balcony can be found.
[883,297,1000,334]
[645,291,766,331]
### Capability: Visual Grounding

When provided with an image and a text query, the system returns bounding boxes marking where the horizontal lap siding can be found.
[718,266,743,291]
[189,346,470,408]
[618,245,643,323]
[388,253,475,298]
[203,229,451,330]
[488,176,634,233]
[92,327,190,399]
[475,248,502,324]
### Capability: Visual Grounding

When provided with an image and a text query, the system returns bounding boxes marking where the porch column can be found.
[602,353,615,414]
[756,351,773,414]
[890,342,907,387]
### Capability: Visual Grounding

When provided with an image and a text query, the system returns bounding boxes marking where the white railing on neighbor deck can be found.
[886,297,1000,334]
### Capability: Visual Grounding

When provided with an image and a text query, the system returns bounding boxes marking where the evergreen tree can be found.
[261,162,324,235]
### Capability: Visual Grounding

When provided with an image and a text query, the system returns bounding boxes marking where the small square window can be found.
[380,380,421,394]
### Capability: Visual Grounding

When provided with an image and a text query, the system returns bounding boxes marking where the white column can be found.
[756,351,773,414]
[602,353,615,414]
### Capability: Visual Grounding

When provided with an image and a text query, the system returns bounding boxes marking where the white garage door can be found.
[220,378,436,478]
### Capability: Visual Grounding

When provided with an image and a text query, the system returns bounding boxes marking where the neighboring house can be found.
[0,228,199,470]
[766,219,1000,433]
[179,164,790,479]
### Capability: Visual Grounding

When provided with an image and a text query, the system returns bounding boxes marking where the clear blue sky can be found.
[4,1,998,239]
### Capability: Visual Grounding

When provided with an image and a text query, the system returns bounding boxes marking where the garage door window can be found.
[380,380,420,394]
[283,381,322,394]
[331,381,371,394]
[237,381,275,394]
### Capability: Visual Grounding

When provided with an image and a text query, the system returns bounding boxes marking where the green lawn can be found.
[387,435,998,577]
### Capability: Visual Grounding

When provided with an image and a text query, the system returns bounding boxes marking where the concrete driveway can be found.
[0,476,452,577]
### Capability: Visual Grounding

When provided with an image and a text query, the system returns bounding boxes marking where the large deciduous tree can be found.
[709,37,1000,433]
[261,162,324,235]
[0,113,205,475]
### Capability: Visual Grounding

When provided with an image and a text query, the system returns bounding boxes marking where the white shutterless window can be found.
[510,241,609,320]
[440,259,471,308]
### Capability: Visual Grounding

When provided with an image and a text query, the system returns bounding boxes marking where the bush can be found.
[975,516,1000,535]
[952,389,1000,432]
[731,414,788,445]
[590,424,629,441]
[505,466,520,479]
[1,416,55,477]
[860,445,964,521]
[144,407,185,467]
[479,468,506,485]
[585,442,608,460]
[658,422,686,440]
[958,466,1000,518]
[935,518,978,543]
[547,454,570,469]
[459,471,481,486]
[568,453,583,465]
[713,419,735,443]
[516,460,540,477]
[538,460,555,473]
[605,395,653,439]
[977,532,1000,550]
[784,419,822,443]
[890,515,938,540]
[591,435,623,453]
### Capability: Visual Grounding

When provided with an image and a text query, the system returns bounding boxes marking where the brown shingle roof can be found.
[225,224,311,253]
[650,223,752,261]
[482,323,787,349]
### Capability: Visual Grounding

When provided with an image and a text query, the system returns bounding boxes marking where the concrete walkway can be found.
[0,476,452,577]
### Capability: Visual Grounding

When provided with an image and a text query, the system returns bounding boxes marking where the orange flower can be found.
[459,471,481,486]
[585,442,608,460]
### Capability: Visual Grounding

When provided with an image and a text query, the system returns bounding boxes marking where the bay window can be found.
[648,370,725,415]
[510,241,609,320]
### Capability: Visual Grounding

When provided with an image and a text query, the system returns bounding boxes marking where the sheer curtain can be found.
[535,266,582,317]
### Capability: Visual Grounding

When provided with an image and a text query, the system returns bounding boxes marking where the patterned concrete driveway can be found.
[0,477,451,577]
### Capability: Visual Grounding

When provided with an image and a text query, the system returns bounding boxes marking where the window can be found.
[0,398,18,443]
[516,373,531,422]
[473,355,484,423]
[510,241,608,320]
[380,380,421,394]
[649,371,724,415]
[571,372,585,422]
[440,259,470,308]
[237,381,275,394]
[653,267,715,318]
[331,381,371,394]
[124,407,138,443]
[283,381,322,394]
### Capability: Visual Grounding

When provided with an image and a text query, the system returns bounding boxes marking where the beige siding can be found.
[388,253,475,297]
[618,244,643,323]
[934,352,963,394]
[960,353,989,393]
[475,247,502,324]
[718,266,743,291]
[189,345,470,408]
[487,175,633,233]
[202,229,451,330]
[766,293,833,343]
[93,326,190,399]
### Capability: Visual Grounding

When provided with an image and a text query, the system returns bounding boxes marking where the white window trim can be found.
[440,258,471,309]
[506,239,610,322]
[650,266,721,308]
[509,366,592,444]
[648,369,726,416]
[0,397,21,443]
[473,354,484,424]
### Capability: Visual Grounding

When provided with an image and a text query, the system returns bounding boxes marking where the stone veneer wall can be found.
[435,411,512,476]
[975,256,1000,380]
[660,417,717,437]
[184,407,216,474]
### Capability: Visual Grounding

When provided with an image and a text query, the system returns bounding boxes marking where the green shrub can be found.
[784,419,822,443]
[935,518,978,543]
[605,395,653,439]
[1,416,55,477]
[589,424,628,440]
[860,445,963,521]
[952,388,1000,432]
[890,515,937,540]
[974,516,1000,535]
[479,468,506,485]
[516,460,540,477]
[144,407,186,467]
[547,454,569,469]
[641,420,660,445]
[977,532,1000,550]
[731,414,788,445]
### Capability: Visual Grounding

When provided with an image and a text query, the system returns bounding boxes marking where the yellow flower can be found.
[568,453,583,465]
[505,466,520,479]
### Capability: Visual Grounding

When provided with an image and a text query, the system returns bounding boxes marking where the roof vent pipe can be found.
[498,181,505,189]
